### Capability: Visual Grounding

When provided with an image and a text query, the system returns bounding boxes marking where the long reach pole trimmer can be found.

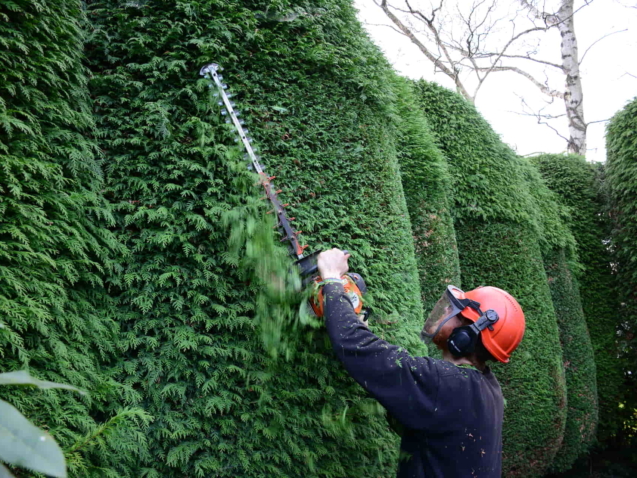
[200,63,369,320]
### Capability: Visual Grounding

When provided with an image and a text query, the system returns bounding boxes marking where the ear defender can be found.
[448,310,500,358]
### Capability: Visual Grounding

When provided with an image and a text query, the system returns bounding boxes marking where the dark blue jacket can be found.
[323,282,504,478]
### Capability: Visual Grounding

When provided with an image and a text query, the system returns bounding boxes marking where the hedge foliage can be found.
[86,0,423,476]
[606,98,637,385]
[533,153,623,443]
[393,77,460,315]
[522,158,598,472]
[413,80,567,477]
[0,0,149,475]
[543,248,598,472]
[3,1,623,475]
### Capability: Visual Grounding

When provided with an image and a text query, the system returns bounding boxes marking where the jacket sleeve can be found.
[322,282,440,430]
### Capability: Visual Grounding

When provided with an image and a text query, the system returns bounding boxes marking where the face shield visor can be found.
[421,286,467,344]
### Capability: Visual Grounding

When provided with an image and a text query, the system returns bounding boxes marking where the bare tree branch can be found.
[403,0,461,86]
[510,94,570,143]
[364,22,410,37]
[375,0,474,101]
[373,0,601,154]
[521,151,549,157]
[518,0,543,20]
[515,111,570,143]
[520,0,596,26]
[586,118,611,125]
[473,65,565,98]
[475,53,564,70]
[579,29,628,66]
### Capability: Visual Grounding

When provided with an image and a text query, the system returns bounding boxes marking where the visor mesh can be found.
[421,286,464,344]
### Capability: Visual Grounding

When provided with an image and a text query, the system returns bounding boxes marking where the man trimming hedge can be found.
[317,248,526,477]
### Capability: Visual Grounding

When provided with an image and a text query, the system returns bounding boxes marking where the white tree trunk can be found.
[555,0,587,155]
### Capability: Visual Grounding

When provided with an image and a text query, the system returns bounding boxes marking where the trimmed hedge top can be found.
[412,81,533,226]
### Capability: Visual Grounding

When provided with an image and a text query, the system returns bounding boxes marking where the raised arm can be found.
[322,281,439,429]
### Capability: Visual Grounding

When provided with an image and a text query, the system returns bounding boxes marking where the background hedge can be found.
[606,99,637,414]
[413,80,567,477]
[86,0,423,476]
[522,158,598,472]
[0,0,148,475]
[533,153,624,445]
[393,77,460,318]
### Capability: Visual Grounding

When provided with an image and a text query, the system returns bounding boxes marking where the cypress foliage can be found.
[86,1,423,476]
[0,0,149,475]
[542,248,598,472]
[522,159,598,472]
[533,153,624,444]
[393,77,460,316]
[413,80,567,477]
[606,98,637,396]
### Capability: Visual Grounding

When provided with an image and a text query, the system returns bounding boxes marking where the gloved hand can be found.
[317,248,350,280]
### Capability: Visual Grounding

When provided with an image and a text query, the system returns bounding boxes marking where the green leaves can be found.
[534,153,624,444]
[393,77,459,327]
[606,97,637,442]
[0,398,66,477]
[0,0,147,474]
[85,0,420,475]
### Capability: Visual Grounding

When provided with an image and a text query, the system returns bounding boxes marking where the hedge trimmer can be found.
[200,63,369,320]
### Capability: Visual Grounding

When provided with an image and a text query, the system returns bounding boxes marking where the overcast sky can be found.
[354,0,637,162]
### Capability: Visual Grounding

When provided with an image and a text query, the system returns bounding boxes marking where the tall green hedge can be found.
[86,1,423,476]
[413,80,567,477]
[0,0,148,475]
[393,77,460,316]
[522,158,598,472]
[533,153,623,444]
[606,98,637,397]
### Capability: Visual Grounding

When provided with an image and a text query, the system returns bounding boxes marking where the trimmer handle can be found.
[295,249,349,282]
[299,250,370,320]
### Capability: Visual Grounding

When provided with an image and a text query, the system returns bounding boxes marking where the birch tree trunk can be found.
[376,0,593,156]
[552,0,587,154]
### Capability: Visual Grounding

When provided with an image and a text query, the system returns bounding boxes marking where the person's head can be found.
[421,286,525,364]
[431,315,496,365]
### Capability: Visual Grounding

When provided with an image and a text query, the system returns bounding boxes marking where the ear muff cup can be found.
[447,309,500,358]
[448,326,479,357]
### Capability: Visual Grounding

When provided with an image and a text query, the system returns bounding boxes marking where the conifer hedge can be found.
[413,80,567,477]
[533,153,623,444]
[606,98,637,390]
[522,159,598,472]
[393,77,460,316]
[86,1,423,475]
[0,0,148,475]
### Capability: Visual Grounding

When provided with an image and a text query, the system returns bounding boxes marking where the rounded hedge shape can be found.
[522,158,598,472]
[87,1,423,476]
[393,77,461,316]
[0,0,148,474]
[413,80,567,477]
[543,247,598,472]
[534,153,624,443]
[606,98,637,390]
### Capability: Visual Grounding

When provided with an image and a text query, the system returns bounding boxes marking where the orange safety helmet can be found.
[459,286,525,363]
[422,285,525,363]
